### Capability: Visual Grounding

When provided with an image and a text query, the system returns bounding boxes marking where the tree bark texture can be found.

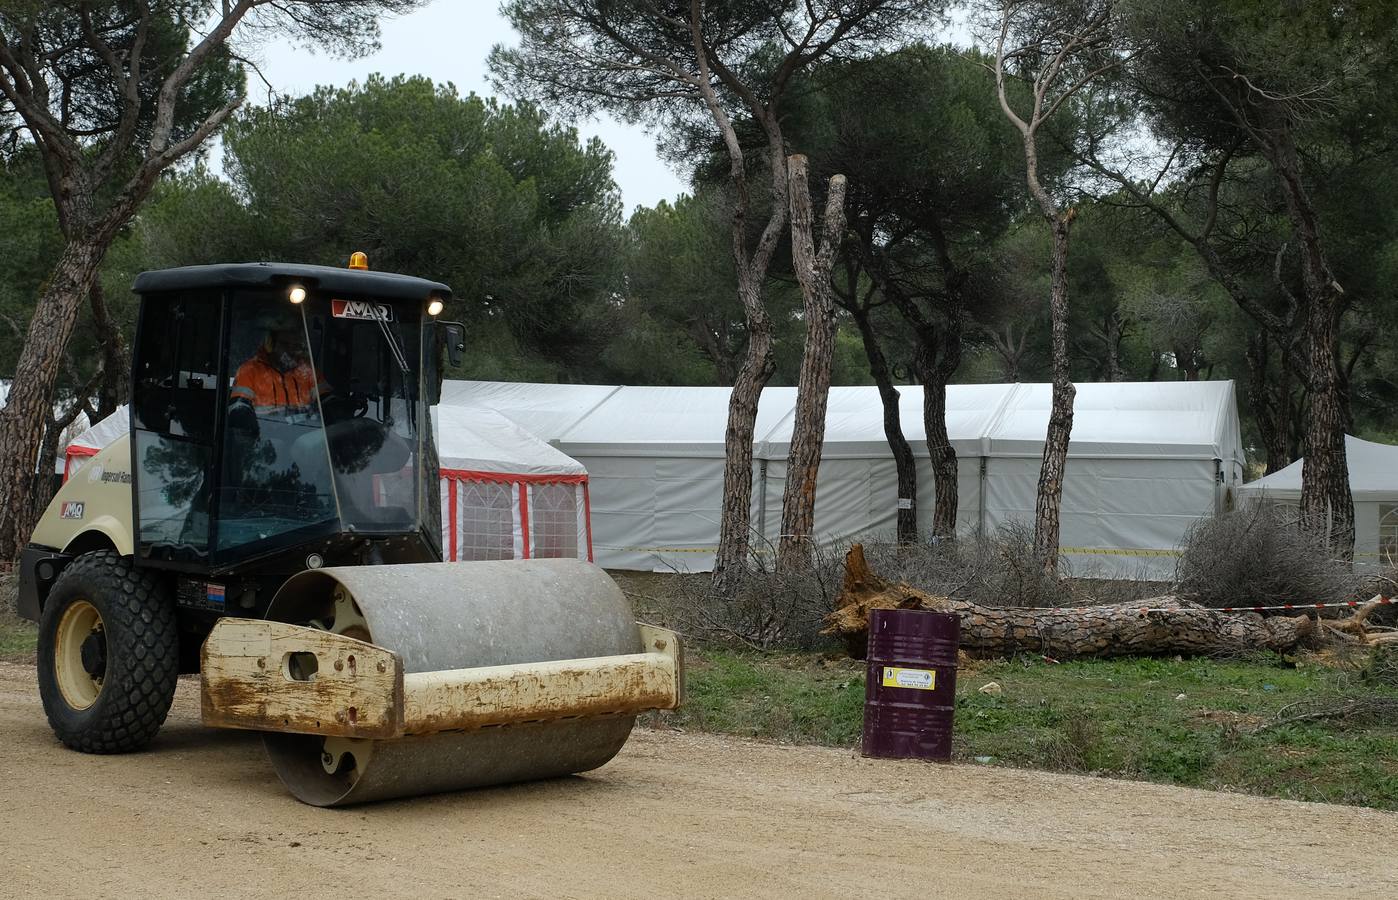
[1034,216,1077,574]
[849,304,917,543]
[714,294,775,589]
[1300,300,1355,553]
[695,32,789,591]
[988,324,1027,382]
[1260,125,1355,554]
[0,240,105,558]
[824,545,1316,660]
[777,158,847,572]
[994,29,1082,575]
[914,346,960,540]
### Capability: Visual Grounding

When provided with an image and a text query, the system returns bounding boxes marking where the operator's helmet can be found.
[251,306,307,369]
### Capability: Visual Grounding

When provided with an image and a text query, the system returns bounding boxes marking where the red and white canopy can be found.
[433,405,592,562]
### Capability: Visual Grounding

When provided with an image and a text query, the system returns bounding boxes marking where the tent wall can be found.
[438,471,591,563]
[982,456,1218,579]
[758,456,982,552]
[1236,434,1398,570]
[571,454,748,571]
[1357,500,1383,565]
[429,380,1246,579]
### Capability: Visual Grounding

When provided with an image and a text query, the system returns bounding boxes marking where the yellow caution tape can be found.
[597,544,1184,557]
[593,545,715,554]
[1059,546,1182,558]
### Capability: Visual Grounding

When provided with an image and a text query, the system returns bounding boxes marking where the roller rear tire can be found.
[36,551,179,753]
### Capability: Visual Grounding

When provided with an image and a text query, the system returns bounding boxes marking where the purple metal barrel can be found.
[862,609,959,761]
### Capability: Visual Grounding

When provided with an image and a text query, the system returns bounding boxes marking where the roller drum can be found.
[262,558,641,806]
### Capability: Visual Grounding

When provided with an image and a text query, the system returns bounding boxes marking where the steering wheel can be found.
[321,392,370,422]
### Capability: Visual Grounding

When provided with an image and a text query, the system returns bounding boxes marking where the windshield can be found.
[215,290,425,558]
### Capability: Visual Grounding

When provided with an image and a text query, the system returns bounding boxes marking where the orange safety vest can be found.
[230,352,330,414]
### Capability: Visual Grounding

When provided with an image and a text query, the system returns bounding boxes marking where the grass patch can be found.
[648,650,867,745]
[646,648,1398,810]
[0,617,36,659]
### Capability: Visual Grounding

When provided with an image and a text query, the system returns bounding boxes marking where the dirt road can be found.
[1,660,1394,899]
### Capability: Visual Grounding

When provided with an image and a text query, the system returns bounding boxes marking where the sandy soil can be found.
[1,659,1395,899]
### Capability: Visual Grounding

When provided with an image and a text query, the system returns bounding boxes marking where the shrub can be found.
[1173,501,1364,609]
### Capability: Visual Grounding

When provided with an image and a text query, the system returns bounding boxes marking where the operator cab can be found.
[130,261,459,574]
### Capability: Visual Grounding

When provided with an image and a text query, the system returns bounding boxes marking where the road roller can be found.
[15,257,681,806]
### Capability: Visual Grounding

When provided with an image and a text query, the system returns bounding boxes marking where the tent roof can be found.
[442,379,1240,461]
[1238,435,1398,500]
[760,383,1016,458]
[69,408,129,453]
[984,381,1239,459]
[555,385,799,457]
[433,406,584,477]
[439,380,620,441]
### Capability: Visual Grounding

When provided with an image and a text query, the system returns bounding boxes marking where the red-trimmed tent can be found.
[63,408,128,479]
[63,405,593,563]
[433,405,593,562]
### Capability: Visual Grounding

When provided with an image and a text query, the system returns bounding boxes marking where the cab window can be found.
[131,293,221,561]
[215,291,338,559]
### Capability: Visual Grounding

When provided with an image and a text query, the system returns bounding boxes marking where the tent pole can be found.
[978,456,988,539]
[757,458,768,541]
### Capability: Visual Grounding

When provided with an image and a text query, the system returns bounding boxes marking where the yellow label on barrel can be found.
[881,666,936,691]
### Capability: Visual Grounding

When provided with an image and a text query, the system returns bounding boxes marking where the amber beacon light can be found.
[348,251,369,270]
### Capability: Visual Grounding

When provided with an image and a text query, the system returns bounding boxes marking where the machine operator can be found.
[228,322,332,422]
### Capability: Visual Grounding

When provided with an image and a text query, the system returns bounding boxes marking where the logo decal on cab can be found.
[331,299,395,322]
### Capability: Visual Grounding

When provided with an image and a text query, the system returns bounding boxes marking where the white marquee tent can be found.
[1237,435,1398,566]
[446,379,1245,579]
[64,404,593,563]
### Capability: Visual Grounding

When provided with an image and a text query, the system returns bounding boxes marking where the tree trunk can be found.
[989,325,1026,382]
[825,545,1316,660]
[850,306,917,543]
[713,293,775,590]
[1263,123,1354,556]
[777,160,847,572]
[690,319,737,386]
[1173,343,1201,381]
[1300,302,1355,554]
[1034,216,1076,574]
[703,87,788,592]
[1104,313,1124,382]
[0,239,105,559]
[89,281,130,419]
[916,346,959,540]
[1147,351,1162,382]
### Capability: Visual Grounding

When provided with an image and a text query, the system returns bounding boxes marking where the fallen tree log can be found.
[824,544,1317,660]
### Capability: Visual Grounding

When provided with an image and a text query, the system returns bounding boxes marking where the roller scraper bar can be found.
[200,618,683,740]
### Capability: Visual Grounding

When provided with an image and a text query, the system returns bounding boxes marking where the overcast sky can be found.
[240,3,687,215]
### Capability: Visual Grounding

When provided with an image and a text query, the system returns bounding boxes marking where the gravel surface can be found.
[1,660,1395,899]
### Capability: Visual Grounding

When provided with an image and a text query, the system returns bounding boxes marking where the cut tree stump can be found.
[824,544,1317,660]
